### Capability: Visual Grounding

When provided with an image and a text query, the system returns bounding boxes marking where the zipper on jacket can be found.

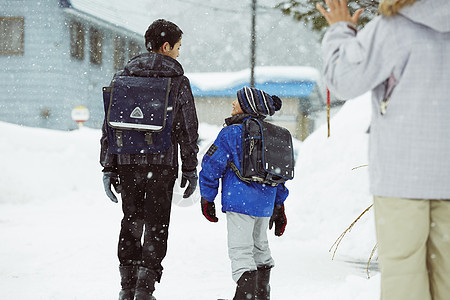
[381,73,397,115]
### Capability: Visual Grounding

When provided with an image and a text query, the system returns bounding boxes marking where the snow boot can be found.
[255,265,271,300]
[233,270,257,300]
[134,266,157,300]
[119,265,138,300]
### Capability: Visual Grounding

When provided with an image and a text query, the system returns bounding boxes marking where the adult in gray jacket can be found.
[317,0,450,299]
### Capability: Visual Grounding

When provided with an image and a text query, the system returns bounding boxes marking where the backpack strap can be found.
[227,161,278,187]
[115,130,123,147]
[227,161,252,184]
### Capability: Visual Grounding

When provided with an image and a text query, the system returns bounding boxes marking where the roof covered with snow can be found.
[61,0,146,38]
[60,0,323,74]
[187,66,321,97]
[62,0,322,98]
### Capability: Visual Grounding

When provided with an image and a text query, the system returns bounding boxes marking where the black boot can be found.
[233,270,257,300]
[118,265,138,300]
[134,266,158,300]
[255,266,271,300]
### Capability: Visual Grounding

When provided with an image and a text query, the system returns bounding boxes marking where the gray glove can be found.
[103,172,122,203]
[180,170,198,198]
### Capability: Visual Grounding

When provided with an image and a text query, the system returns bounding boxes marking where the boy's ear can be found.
[161,41,172,53]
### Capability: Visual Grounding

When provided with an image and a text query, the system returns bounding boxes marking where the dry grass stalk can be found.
[367,243,378,278]
[329,204,373,260]
[351,164,369,170]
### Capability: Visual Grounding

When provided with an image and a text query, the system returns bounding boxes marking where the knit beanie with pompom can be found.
[236,86,282,116]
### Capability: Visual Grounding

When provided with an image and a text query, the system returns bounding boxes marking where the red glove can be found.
[201,198,218,222]
[269,204,287,236]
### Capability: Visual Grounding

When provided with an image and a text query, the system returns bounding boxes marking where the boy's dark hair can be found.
[145,19,183,52]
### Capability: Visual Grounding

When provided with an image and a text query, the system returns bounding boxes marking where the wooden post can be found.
[250,0,256,88]
[327,88,330,137]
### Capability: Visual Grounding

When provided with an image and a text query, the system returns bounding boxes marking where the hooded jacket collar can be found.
[124,52,184,77]
[225,114,265,126]
[399,0,450,33]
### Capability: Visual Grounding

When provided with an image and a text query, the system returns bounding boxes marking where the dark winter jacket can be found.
[199,114,289,217]
[100,53,199,173]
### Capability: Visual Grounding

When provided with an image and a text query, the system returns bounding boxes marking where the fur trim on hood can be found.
[379,0,419,17]
[380,0,450,33]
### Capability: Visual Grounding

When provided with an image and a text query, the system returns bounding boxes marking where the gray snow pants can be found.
[226,211,275,282]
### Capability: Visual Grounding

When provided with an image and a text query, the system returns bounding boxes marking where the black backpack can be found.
[102,76,173,154]
[229,117,295,186]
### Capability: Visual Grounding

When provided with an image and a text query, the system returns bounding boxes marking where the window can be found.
[70,21,84,60]
[90,27,103,65]
[0,17,24,55]
[113,36,125,70]
[128,41,141,60]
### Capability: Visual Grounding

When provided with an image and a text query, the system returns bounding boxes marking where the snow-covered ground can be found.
[0,92,379,299]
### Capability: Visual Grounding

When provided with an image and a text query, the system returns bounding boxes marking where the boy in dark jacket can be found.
[199,87,289,300]
[100,19,199,300]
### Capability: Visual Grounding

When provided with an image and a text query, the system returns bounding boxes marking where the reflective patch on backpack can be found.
[206,144,218,157]
[130,107,144,119]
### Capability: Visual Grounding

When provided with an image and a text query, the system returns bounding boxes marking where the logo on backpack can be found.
[130,107,144,119]
[102,76,173,154]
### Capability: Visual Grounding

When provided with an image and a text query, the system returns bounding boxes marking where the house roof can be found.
[60,0,323,99]
[61,0,144,40]
[187,66,321,98]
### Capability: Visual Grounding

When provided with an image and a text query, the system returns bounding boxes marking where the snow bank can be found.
[0,92,379,299]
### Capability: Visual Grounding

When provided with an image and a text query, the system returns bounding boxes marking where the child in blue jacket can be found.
[199,86,289,300]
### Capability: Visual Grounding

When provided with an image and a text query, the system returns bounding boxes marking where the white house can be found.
[1,0,329,135]
[1,0,143,130]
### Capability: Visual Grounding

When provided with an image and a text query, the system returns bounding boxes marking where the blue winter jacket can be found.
[199,114,289,217]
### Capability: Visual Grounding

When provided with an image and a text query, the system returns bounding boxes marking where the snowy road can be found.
[0,93,380,299]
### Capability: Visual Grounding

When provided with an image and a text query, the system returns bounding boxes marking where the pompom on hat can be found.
[237,86,282,117]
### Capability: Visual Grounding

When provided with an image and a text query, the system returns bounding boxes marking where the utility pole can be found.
[250,0,256,88]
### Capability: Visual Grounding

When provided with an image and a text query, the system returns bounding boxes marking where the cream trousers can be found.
[374,196,450,300]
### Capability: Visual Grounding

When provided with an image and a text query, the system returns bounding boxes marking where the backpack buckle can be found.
[115,130,123,147]
[145,132,153,145]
